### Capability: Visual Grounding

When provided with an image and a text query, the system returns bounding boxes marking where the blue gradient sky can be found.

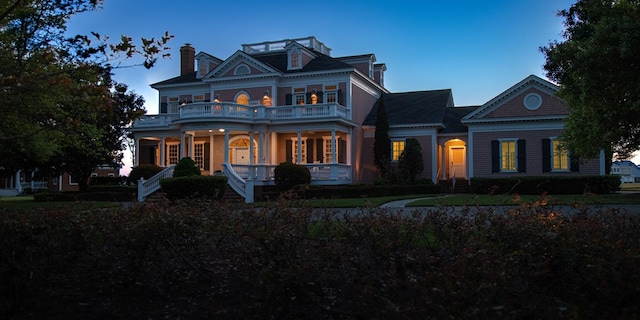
[71,0,633,171]
[67,0,575,112]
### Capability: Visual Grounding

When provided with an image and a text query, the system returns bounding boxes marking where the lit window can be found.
[194,142,205,169]
[290,50,300,69]
[323,137,339,163]
[168,144,179,165]
[311,93,318,104]
[236,93,249,105]
[294,88,306,105]
[552,139,569,170]
[291,138,307,164]
[392,140,405,161]
[501,140,517,171]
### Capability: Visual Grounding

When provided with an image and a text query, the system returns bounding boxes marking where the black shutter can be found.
[338,139,346,163]
[306,92,312,104]
[286,140,292,162]
[160,102,167,113]
[491,140,500,173]
[285,94,292,106]
[542,139,551,172]
[517,139,526,173]
[337,89,344,105]
[317,91,324,103]
[570,156,580,172]
[316,138,323,162]
[204,143,210,170]
[306,139,314,163]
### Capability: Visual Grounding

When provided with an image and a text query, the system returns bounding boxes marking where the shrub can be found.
[274,162,311,191]
[173,157,201,177]
[160,175,227,200]
[128,164,163,184]
[470,175,621,194]
[33,191,78,202]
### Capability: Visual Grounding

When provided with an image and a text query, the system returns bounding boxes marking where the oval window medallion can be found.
[523,93,542,110]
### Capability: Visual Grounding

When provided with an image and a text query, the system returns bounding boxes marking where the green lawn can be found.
[406,193,640,207]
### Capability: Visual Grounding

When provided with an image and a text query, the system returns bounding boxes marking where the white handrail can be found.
[223,163,246,199]
[137,165,175,202]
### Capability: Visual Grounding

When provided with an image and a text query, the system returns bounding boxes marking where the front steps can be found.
[438,178,470,194]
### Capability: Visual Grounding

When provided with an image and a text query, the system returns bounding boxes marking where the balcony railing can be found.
[133,102,349,128]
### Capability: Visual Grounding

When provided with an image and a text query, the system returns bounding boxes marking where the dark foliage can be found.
[172,157,201,178]
[160,175,227,201]
[128,164,163,184]
[470,175,621,194]
[398,138,424,183]
[274,162,311,191]
[373,96,391,178]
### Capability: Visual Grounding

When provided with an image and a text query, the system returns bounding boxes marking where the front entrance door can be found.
[233,148,250,165]
[449,146,466,179]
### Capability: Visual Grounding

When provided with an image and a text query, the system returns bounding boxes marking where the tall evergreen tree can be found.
[373,95,391,178]
[398,138,424,183]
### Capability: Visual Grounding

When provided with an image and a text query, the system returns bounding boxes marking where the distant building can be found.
[611,160,640,183]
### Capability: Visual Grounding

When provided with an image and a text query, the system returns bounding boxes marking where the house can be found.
[130,36,606,203]
[0,165,120,195]
[611,160,640,183]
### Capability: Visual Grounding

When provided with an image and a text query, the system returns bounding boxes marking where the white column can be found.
[441,143,446,180]
[179,131,185,160]
[224,130,230,164]
[248,129,254,180]
[159,137,162,167]
[135,138,140,166]
[431,135,438,183]
[209,134,214,174]
[331,130,336,164]
[467,132,474,179]
[188,133,195,159]
[297,131,302,164]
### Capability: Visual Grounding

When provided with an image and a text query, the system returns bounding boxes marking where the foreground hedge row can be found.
[2,199,639,319]
[258,183,441,201]
[470,175,621,195]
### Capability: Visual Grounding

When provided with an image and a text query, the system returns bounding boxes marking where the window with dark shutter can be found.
[491,140,500,173]
[316,138,323,162]
[306,139,314,163]
[160,102,167,114]
[570,157,580,172]
[204,143,210,170]
[517,139,526,173]
[286,140,292,162]
[339,140,346,163]
[542,138,551,172]
[285,94,292,106]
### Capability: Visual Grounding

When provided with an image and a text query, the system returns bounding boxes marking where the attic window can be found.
[523,93,542,110]
[289,48,302,70]
[234,64,251,75]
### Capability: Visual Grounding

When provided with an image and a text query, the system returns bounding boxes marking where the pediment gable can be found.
[205,50,281,79]
[462,75,567,123]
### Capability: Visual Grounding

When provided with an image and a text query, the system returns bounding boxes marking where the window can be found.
[291,138,307,164]
[501,140,517,171]
[492,139,526,173]
[325,85,337,104]
[311,92,318,104]
[234,64,251,75]
[236,93,249,105]
[552,139,569,171]
[392,140,405,161]
[168,143,179,165]
[294,88,305,105]
[91,173,98,177]
[323,137,339,163]
[107,173,115,177]
[194,142,205,169]
[290,49,301,69]
[69,175,79,186]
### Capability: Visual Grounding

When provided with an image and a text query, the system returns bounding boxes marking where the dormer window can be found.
[234,64,251,75]
[289,48,302,70]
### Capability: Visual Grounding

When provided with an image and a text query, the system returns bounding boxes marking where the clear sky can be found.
[67,0,639,172]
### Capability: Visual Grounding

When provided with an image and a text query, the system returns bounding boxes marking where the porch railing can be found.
[137,165,175,202]
[133,102,349,128]
[223,163,246,200]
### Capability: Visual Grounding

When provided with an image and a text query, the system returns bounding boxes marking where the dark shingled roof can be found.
[151,71,200,87]
[364,90,454,126]
[441,106,479,133]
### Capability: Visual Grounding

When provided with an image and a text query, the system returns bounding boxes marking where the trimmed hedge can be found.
[128,164,163,185]
[470,175,621,195]
[257,183,441,201]
[160,175,227,201]
[274,162,311,190]
[89,176,124,186]
[34,186,137,202]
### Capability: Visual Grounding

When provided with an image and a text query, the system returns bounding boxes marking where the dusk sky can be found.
[68,0,635,171]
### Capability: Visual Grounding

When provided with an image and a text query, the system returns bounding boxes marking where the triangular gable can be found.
[205,50,281,79]
[195,52,223,79]
[462,75,566,123]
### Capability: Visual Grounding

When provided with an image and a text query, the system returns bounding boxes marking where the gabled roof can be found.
[363,90,455,127]
[441,106,479,133]
[206,50,282,78]
[151,72,199,87]
[462,74,559,121]
[252,51,353,74]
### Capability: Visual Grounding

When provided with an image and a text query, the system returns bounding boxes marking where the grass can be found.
[406,193,640,207]
[0,195,122,212]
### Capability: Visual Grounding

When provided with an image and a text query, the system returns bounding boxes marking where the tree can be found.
[541,0,640,161]
[173,157,201,177]
[398,138,424,184]
[373,95,391,178]
[0,0,172,181]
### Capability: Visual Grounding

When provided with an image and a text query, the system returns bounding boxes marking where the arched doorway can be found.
[229,136,257,165]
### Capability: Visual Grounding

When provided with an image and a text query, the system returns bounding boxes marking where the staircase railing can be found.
[223,163,247,201]
[137,165,175,202]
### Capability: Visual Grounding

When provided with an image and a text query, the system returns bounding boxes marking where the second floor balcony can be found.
[133,102,350,129]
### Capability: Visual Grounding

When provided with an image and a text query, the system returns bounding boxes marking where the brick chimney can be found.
[180,43,195,76]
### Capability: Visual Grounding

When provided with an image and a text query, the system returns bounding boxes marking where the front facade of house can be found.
[130,37,606,202]
[611,160,640,183]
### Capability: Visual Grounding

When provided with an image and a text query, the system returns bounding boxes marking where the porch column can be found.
[467,132,474,179]
[209,133,214,174]
[188,133,195,159]
[160,137,166,167]
[441,143,446,181]
[258,131,265,180]
[224,129,230,164]
[179,131,185,159]
[331,129,337,180]
[135,138,140,166]
[297,131,302,164]
[248,129,254,180]
[431,135,438,183]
